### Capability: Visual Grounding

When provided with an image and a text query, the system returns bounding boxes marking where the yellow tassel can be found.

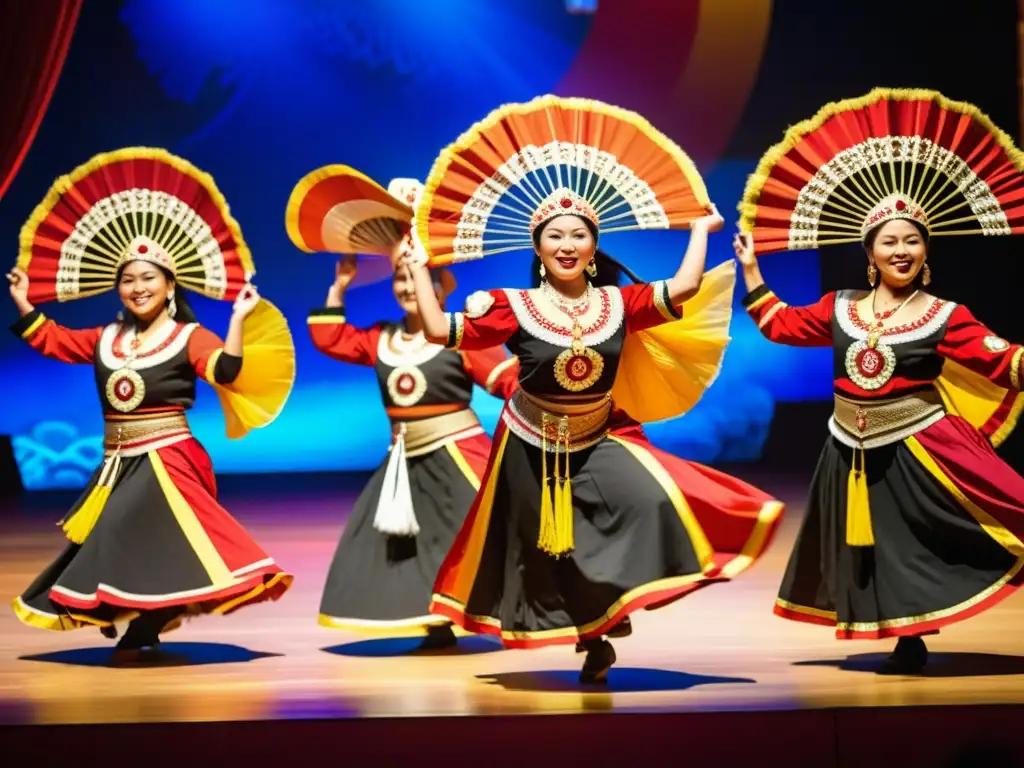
[845,447,875,547]
[537,421,558,554]
[62,485,111,544]
[60,452,121,545]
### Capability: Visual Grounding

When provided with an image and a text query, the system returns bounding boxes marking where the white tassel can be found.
[373,425,419,537]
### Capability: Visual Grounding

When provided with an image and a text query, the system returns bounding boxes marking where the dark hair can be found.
[529,214,643,288]
[863,218,930,289]
[115,262,199,325]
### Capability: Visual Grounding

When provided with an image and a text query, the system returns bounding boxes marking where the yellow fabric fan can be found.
[212,299,296,439]
[612,261,735,423]
[935,360,1023,448]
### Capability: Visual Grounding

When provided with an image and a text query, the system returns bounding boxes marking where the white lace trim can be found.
[376,326,444,367]
[834,291,957,346]
[505,286,624,349]
[98,321,198,371]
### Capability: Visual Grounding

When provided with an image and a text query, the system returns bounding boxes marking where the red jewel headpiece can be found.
[861,193,930,239]
[116,235,177,275]
[529,187,601,236]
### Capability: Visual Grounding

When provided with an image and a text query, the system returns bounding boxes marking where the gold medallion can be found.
[554,344,604,392]
[105,368,146,412]
[845,339,896,391]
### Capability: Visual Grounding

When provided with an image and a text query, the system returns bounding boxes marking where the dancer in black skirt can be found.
[737,88,1024,674]
[9,148,295,665]
[407,96,784,683]
[288,172,518,649]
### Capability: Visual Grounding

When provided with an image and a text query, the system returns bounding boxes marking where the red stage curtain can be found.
[0,0,83,201]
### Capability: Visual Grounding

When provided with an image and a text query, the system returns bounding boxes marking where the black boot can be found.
[418,624,458,651]
[576,617,631,653]
[579,638,616,684]
[109,606,184,666]
[878,636,928,675]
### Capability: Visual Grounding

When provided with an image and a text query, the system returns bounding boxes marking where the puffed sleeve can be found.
[10,310,102,364]
[306,306,382,366]
[444,290,518,351]
[937,304,1023,390]
[620,281,683,333]
[461,346,520,400]
[187,326,242,384]
[741,286,835,347]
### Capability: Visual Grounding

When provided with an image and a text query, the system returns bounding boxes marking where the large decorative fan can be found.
[286,165,417,289]
[935,359,1023,448]
[613,261,735,423]
[211,298,296,439]
[738,88,1024,255]
[18,147,254,304]
[416,95,712,266]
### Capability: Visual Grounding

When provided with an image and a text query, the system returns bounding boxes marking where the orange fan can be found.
[18,148,254,304]
[416,95,712,266]
[738,88,1024,255]
[286,165,419,288]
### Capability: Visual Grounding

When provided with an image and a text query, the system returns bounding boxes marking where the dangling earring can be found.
[922,262,932,286]
[866,263,878,285]
[167,293,177,319]
[585,260,597,277]
[539,262,546,281]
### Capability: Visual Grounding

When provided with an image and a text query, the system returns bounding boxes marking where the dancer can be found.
[287,170,518,648]
[737,88,1024,674]
[9,148,295,665]
[407,96,784,682]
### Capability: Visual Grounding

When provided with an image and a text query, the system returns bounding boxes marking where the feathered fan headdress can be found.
[415,95,713,266]
[18,147,255,304]
[738,88,1024,254]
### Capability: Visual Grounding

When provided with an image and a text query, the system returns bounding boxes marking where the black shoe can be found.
[418,625,458,651]
[579,639,616,684]
[576,618,632,653]
[878,636,928,675]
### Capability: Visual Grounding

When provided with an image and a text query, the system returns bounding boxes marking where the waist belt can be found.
[104,412,191,457]
[392,408,482,457]
[505,390,612,454]
[829,390,945,450]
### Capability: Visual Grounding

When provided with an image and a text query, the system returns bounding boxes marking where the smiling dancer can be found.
[9,148,295,665]
[737,88,1024,674]
[406,96,783,683]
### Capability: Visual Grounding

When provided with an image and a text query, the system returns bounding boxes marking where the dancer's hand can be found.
[692,204,724,234]
[232,283,261,319]
[6,267,34,315]
[327,255,357,305]
[732,232,757,268]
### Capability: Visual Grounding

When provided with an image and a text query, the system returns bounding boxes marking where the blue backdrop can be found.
[0,0,831,489]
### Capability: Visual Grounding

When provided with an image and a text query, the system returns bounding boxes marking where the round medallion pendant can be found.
[105,368,146,412]
[554,346,604,392]
[387,365,428,407]
[845,340,896,391]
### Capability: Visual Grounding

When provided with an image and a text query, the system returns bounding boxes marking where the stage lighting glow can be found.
[566,0,598,13]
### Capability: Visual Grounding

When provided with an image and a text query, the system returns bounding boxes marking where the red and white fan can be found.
[738,88,1024,255]
[18,147,255,304]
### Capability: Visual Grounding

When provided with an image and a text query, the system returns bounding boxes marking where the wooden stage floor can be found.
[1,470,1023,729]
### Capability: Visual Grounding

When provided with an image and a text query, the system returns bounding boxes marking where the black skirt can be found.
[318,438,483,634]
[14,439,290,632]
[776,428,1022,639]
